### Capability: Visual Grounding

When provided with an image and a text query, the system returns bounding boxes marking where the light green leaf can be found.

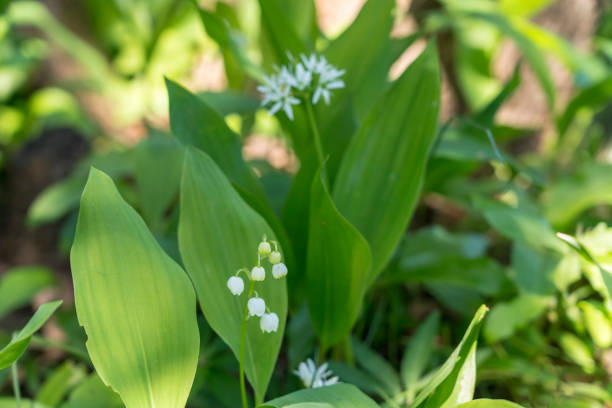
[559,333,596,374]
[70,168,199,408]
[261,383,379,408]
[166,78,266,202]
[332,41,441,281]
[36,361,86,406]
[0,266,55,319]
[179,147,287,404]
[411,305,487,408]
[61,374,123,408]
[484,294,551,342]
[457,399,526,408]
[198,91,260,116]
[578,301,612,349]
[401,312,440,395]
[307,165,371,349]
[0,300,62,369]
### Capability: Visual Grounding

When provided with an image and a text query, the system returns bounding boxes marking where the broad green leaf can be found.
[179,147,287,404]
[307,165,371,349]
[557,76,612,135]
[133,134,184,231]
[261,383,379,408]
[70,168,199,408]
[401,312,440,395]
[166,78,266,202]
[544,163,612,230]
[457,399,526,408]
[0,300,62,369]
[36,361,86,406]
[257,0,307,64]
[352,338,402,398]
[484,294,551,342]
[61,374,122,408]
[280,0,317,49]
[411,305,487,408]
[0,266,55,319]
[332,41,441,280]
[511,243,559,295]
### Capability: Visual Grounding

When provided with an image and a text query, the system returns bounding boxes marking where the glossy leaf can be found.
[332,41,441,281]
[411,305,488,408]
[179,147,287,404]
[261,383,379,408]
[484,294,551,342]
[0,300,62,369]
[0,266,55,319]
[307,165,371,349]
[166,78,266,202]
[70,168,199,408]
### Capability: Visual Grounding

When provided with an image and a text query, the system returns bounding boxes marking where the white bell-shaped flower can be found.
[272,263,288,279]
[251,266,265,281]
[226,276,244,296]
[269,251,281,264]
[247,297,266,317]
[258,241,272,256]
[260,312,279,333]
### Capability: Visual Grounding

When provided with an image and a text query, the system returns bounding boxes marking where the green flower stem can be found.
[304,99,325,165]
[239,279,256,408]
[11,362,21,408]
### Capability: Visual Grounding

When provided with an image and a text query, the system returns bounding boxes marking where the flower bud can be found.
[226,276,244,295]
[251,266,265,281]
[247,297,266,317]
[260,312,279,333]
[269,251,282,264]
[258,241,272,256]
[272,263,288,279]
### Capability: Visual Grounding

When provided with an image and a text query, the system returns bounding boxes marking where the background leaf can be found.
[70,168,199,408]
[0,266,55,319]
[178,147,287,404]
[0,300,62,369]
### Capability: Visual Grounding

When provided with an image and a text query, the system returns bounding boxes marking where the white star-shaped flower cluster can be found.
[257,53,346,121]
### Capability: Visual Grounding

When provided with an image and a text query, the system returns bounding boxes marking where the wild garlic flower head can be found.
[258,52,345,120]
[260,312,279,333]
[294,358,339,388]
[226,276,244,296]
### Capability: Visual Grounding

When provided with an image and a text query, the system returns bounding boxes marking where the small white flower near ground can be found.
[294,358,339,388]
